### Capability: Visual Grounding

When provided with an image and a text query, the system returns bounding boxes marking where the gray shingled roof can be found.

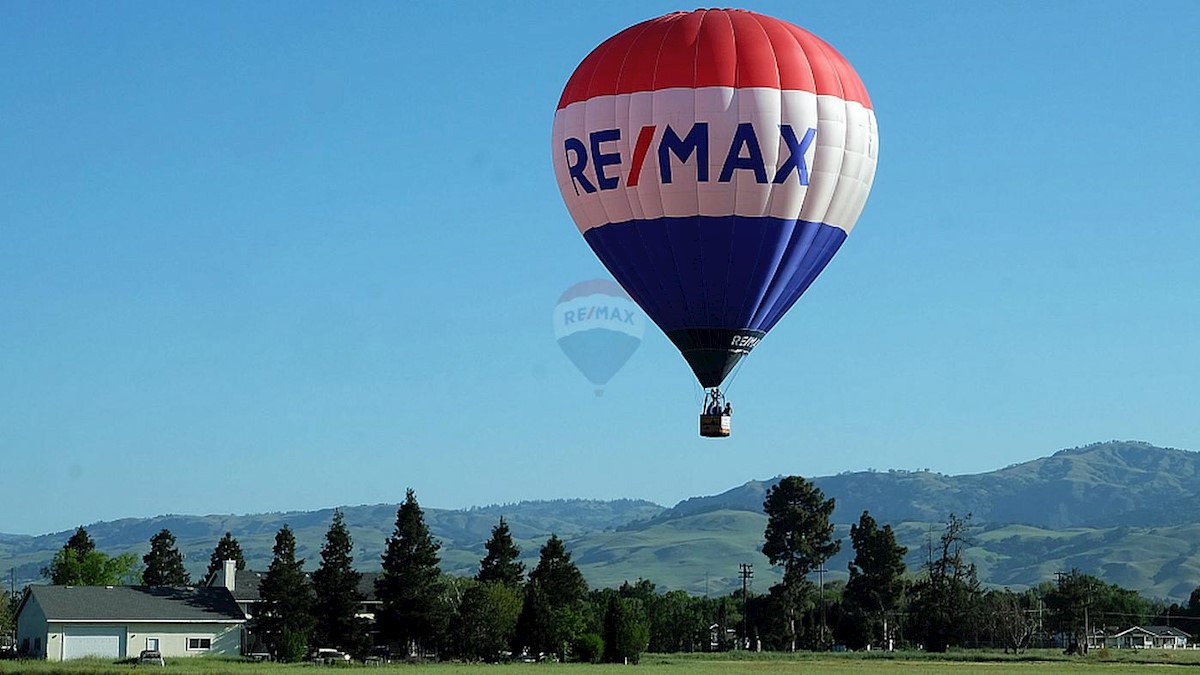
[28,586,245,622]
[230,570,265,603]
[1146,625,1192,638]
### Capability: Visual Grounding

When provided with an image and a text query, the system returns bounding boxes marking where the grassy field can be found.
[5,651,1200,675]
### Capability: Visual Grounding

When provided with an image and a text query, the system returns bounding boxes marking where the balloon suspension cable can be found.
[722,357,749,397]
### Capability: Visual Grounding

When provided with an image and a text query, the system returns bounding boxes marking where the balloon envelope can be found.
[552,9,878,388]
[554,279,644,391]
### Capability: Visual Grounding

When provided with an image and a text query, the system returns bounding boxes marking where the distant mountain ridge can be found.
[642,440,1200,530]
[0,499,666,587]
[3,441,1198,602]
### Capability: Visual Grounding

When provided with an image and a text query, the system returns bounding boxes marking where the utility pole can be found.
[738,563,753,650]
[816,565,829,648]
[1084,604,1090,654]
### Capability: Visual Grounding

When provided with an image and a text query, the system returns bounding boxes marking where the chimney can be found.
[221,559,237,592]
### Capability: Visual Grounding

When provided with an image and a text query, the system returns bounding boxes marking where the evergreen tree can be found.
[142,529,191,586]
[515,534,588,659]
[66,526,95,557]
[527,534,587,607]
[1156,584,1200,638]
[206,532,246,580]
[842,511,907,650]
[1173,585,1200,637]
[514,583,553,657]
[603,594,650,663]
[253,525,315,662]
[312,510,369,657]
[476,517,524,587]
[762,476,840,650]
[376,489,446,657]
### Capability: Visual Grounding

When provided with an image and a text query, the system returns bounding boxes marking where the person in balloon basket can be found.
[704,391,732,417]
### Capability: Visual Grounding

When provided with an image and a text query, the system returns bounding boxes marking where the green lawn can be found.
[4,651,1200,675]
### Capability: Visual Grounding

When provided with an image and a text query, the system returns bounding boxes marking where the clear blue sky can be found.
[2,2,1198,536]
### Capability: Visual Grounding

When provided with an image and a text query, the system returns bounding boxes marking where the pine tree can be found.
[66,527,95,557]
[842,510,908,650]
[603,594,650,663]
[142,529,191,586]
[376,489,446,657]
[312,510,369,657]
[514,583,552,658]
[253,525,315,662]
[477,517,524,587]
[206,532,247,580]
[762,476,840,650]
[527,534,586,607]
[515,534,588,658]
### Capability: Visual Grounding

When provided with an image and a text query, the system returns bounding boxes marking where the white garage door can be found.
[62,626,125,660]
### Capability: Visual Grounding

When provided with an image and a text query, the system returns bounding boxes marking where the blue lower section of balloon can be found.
[557,329,642,387]
[583,215,847,336]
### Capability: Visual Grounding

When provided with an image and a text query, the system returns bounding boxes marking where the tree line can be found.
[744,477,1200,654]
[13,477,1200,661]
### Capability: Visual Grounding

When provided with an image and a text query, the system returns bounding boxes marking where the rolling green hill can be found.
[4,441,1198,602]
[645,440,1200,530]
[0,499,665,591]
[584,512,1200,602]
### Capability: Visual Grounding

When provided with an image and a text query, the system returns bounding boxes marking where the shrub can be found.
[574,633,605,663]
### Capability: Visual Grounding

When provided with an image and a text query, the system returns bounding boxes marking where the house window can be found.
[146,637,160,651]
[187,637,212,650]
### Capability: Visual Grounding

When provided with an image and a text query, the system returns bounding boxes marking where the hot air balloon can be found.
[551,9,878,436]
[554,279,644,396]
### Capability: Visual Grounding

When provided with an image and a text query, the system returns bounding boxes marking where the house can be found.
[208,559,382,621]
[206,559,383,653]
[14,585,245,661]
[1109,626,1191,649]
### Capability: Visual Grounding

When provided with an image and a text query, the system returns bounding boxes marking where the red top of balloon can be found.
[557,8,871,111]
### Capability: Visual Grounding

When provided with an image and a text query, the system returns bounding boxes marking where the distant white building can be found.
[15,585,245,661]
[1089,625,1192,650]
[1109,626,1191,649]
